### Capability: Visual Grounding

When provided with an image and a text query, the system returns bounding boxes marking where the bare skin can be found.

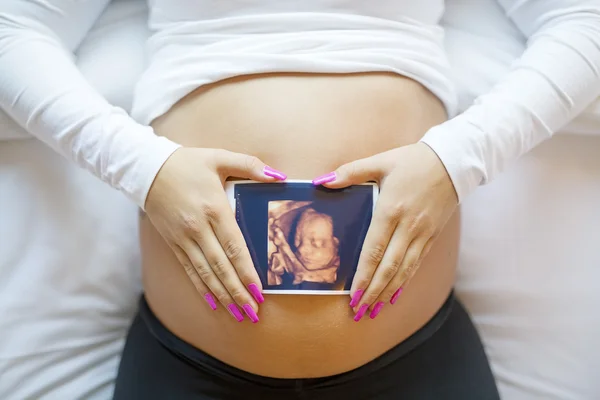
[142,72,459,378]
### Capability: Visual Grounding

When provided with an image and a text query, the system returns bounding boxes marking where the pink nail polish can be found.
[227,304,244,322]
[354,304,369,322]
[263,166,287,180]
[369,302,385,319]
[390,288,403,305]
[312,172,336,186]
[242,304,259,324]
[204,293,217,310]
[248,283,264,304]
[349,289,364,308]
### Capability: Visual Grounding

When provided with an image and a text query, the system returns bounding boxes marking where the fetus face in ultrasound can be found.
[268,201,340,286]
[293,208,339,271]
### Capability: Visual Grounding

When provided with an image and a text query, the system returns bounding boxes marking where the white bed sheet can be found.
[0,0,598,398]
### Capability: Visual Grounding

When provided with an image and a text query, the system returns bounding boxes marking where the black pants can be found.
[113,293,500,400]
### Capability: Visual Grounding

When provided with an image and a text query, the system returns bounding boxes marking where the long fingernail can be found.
[263,166,287,180]
[227,304,244,322]
[312,172,336,186]
[369,302,385,319]
[242,304,259,323]
[390,288,403,305]
[349,289,364,308]
[354,304,369,322]
[248,283,264,304]
[204,293,217,310]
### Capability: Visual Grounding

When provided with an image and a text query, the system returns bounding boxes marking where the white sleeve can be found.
[420,0,600,202]
[0,0,181,209]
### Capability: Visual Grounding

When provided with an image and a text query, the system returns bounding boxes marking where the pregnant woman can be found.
[1,0,599,399]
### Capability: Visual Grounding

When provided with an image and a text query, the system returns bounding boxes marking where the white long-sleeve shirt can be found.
[0,0,599,208]
[421,0,600,201]
[0,0,180,209]
[131,0,456,125]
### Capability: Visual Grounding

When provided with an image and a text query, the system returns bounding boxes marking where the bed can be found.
[0,0,598,398]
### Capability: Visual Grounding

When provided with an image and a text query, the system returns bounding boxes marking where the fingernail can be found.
[369,302,385,319]
[312,172,336,186]
[204,293,217,310]
[227,304,244,322]
[354,304,369,322]
[248,283,265,304]
[242,304,259,323]
[263,166,287,180]
[390,288,403,305]
[349,289,364,308]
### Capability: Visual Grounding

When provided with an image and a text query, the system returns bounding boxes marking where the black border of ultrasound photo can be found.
[225,180,379,295]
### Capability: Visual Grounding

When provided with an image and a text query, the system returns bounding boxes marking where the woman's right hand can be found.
[144,147,287,323]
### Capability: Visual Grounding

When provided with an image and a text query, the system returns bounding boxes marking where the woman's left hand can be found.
[313,142,458,321]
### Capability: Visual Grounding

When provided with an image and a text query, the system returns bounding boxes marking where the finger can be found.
[182,238,251,322]
[370,237,431,320]
[351,222,413,317]
[348,200,400,308]
[180,241,236,315]
[194,222,260,323]
[210,200,265,305]
[313,155,385,189]
[170,243,218,311]
[394,236,435,291]
[216,149,287,182]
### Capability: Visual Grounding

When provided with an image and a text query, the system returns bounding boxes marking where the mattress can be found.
[0,0,598,398]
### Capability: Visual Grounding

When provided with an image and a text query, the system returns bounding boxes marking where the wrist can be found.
[415,142,459,205]
[419,121,483,204]
[134,135,181,211]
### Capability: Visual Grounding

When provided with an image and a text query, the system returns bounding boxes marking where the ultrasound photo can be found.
[229,181,377,294]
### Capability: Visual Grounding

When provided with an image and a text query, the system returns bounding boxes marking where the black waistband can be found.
[138,291,455,389]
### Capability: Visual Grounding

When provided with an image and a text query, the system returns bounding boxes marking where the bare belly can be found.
[142,72,460,378]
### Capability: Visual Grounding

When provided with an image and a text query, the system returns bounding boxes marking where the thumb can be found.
[314,156,383,189]
[217,150,287,182]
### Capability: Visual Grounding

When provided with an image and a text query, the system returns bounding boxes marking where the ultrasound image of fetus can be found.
[268,201,340,285]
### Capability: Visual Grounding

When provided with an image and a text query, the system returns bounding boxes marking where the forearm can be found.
[0,0,180,208]
[421,0,600,201]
